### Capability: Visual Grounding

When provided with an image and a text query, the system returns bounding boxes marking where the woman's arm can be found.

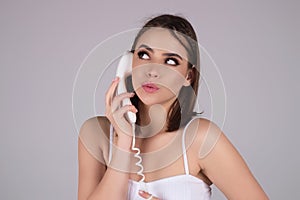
[198,119,269,200]
[78,139,131,200]
[78,137,106,199]
[77,118,132,200]
[78,77,138,199]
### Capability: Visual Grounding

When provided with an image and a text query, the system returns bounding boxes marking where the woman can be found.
[78,14,269,200]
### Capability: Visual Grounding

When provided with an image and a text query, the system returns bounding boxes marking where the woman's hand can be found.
[105,76,138,149]
[138,190,160,200]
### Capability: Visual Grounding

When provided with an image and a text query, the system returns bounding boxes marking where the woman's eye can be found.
[137,51,150,60]
[166,58,179,66]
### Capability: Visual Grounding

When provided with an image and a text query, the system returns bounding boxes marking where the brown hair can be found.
[128,14,203,132]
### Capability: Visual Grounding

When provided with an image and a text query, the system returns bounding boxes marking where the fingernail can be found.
[112,76,119,82]
[138,190,145,194]
[132,106,138,112]
[131,106,137,112]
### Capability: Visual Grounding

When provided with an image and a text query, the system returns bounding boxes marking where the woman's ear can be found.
[183,68,194,86]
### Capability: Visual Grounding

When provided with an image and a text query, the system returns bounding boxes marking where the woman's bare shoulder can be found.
[187,117,223,158]
[193,117,269,199]
[78,115,111,164]
[187,117,221,136]
[79,115,111,138]
[194,117,222,136]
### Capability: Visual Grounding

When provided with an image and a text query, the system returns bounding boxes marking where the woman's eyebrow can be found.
[138,44,154,53]
[138,44,183,60]
[162,53,183,61]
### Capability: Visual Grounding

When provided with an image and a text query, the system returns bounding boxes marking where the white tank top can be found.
[108,117,212,200]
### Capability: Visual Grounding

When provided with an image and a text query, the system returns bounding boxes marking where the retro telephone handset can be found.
[115,51,148,192]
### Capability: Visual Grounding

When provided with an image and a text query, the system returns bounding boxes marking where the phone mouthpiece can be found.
[122,98,136,123]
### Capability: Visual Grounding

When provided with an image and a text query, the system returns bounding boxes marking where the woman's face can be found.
[131,27,191,109]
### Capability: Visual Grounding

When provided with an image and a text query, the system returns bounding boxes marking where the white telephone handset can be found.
[115,51,136,124]
[115,51,148,192]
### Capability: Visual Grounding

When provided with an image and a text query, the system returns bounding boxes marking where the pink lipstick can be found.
[142,82,159,93]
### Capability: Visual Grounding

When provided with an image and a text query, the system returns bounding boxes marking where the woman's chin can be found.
[137,88,172,101]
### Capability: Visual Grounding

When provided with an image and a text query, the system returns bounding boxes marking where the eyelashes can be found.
[137,50,180,66]
[137,50,150,60]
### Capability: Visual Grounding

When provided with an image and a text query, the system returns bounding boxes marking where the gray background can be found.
[0,0,299,199]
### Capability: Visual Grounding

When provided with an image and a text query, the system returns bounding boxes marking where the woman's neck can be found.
[137,102,169,137]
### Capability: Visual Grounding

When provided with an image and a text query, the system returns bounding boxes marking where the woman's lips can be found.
[142,82,159,93]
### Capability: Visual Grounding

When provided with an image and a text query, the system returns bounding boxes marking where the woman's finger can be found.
[105,76,119,106]
[111,92,135,112]
[112,104,138,136]
[138,190,160,200]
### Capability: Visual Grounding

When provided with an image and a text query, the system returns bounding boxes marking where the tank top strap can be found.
[182,116,200,175]
[108,124,113,164]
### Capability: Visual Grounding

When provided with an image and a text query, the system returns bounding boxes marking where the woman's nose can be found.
[147,70,159,78]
